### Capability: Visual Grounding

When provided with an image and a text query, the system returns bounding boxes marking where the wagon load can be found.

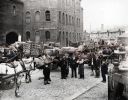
[44,48,59,56]
[30,43,42,56]
[61,47,77,53]
[77,45,85,52]
[44,44,53,49]
[55,43,60,47]
[23,43,31,56]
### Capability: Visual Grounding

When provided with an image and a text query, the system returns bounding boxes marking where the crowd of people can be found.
[0,41,126,86]
[34,47,113,85]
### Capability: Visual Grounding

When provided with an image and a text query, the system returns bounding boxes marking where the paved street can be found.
[0,66,106,100]
[74,81,108,100]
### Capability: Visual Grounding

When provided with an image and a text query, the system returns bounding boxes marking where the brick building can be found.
[21,0,83,46]
[0,0,24,45]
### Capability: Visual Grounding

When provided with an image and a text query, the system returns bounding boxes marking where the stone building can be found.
[0,0,24,45]
[22,0,83,46]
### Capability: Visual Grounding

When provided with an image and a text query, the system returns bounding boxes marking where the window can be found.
[35,11,40,22]
[72,17,73,25]
[26,31,30,41]
[35,31,40,43]
[77,18,79,26]
[57,31,61,42]
[69,15,71,25]
[26,11,31,24]
[62,13,65,25]
[45,31,50,40]
[45,10,50,21]
[59,11,61,23]
[63,32,65,40]
[13,5,16,15]
[72,17,74,25]
[66,14,68,25]
[79,19,80,27]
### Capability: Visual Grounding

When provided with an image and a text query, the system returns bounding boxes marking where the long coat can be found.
[69,57,78,69]
[77,59,84,75]
[101,62,108,74]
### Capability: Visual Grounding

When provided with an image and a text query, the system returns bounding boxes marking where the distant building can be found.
[90,29,125,41]
[21,0,83,46]
[0,0,24,45]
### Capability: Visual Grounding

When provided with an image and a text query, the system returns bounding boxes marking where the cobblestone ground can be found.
[74,81,108,100]
[0,66,104,100]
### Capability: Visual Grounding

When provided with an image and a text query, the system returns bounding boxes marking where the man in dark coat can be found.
[77,55,84,79]
[60,56,68,79]
[43,54,52,85]
[101,60,108,83]
[69,54,78,78]
[89,52,97,76]
[95,55,101,78]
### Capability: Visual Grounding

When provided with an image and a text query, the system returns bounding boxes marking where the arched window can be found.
[45,10,50,21]
[13,5,16,15]
[77,18,79,26]
[26,11,31,24]
[66,14,68,25]
[57,31,61,42]
[45,31,50,40]
[26,31,30,41]
[63,32,65,40]
[59,11,61,23]
[35,31,40,43]
[69,15,71,25]
[62,13,65,25]
[35,11,40,22]
[79,19,80,27]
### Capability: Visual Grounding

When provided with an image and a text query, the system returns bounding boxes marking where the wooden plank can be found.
[2,70,25,80]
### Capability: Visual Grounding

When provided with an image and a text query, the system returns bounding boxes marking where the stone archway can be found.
[6,32,18,45]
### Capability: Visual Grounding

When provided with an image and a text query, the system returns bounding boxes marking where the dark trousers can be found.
[43,67,50,83]
[91,65,94,72]
[61,68,66,79]
[95,69,100,77]
[80,74,84,79]
[25,70,31,82]
[71,68,77,78]
[101,72,106,82]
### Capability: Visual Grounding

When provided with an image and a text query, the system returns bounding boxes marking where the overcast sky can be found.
[81,0,128,32]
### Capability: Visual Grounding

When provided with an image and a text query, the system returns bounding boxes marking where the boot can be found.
[44,81,47,85]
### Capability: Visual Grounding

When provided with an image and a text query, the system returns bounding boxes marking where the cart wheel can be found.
[1,79,15,90]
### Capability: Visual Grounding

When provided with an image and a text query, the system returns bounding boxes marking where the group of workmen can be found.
[36,48,111,85]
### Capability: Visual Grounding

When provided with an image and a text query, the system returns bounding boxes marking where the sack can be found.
[34,58,45,68]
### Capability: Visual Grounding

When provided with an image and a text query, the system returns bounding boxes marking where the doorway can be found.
[6,32,18,45]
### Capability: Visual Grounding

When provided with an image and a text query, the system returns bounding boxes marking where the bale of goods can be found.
[45,49,59,56]
[0,62,23,75]
[55,43,60,47]
[77,45,85,51]
[61,47,77,53]
[30,43,42,56]
[23,43,31,56]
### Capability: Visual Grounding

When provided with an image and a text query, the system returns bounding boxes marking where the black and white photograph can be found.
[0,0,128,100]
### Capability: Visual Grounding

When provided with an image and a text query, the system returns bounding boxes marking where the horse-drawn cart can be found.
[0,61,24,97]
